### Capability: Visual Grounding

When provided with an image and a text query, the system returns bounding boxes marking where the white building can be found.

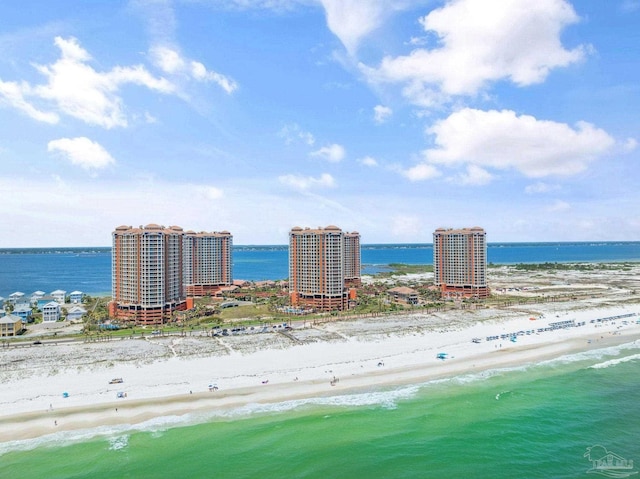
[30,291,46,306]
[42,301,61,322]
[50,290,67,304]
[66,305,87,321]
[69,291,84,304]
[8,292,25,305]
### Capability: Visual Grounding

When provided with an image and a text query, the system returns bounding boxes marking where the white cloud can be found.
[319,0,401,54]
[402,162,440,181]
[310,143,346,162]
[0,36,239,129]
[151,45,185,74]
[278,173,336,190]
[407,36,428,46]
[358,156,378,167]
[32,37,175,128]
[453,164,493,186]
[279,123,315,146]
[418,108,614,179]
[150,46,238,94]
[0,79,60,124]
[361,0,586,106]
[47,137,116,171]
[373,104,392,124]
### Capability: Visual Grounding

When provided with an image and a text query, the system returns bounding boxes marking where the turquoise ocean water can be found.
[2,343,640,478]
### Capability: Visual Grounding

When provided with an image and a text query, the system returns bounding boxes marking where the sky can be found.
[0,0,639,246]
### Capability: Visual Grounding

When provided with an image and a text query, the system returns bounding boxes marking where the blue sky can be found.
[0,0,638,246]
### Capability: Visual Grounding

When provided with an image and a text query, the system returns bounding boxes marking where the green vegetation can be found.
[512,262,634,272]
[374,263,433,277]
[217,304,287,322]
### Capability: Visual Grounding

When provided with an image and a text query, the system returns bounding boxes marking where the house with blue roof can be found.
[13,304,33,323]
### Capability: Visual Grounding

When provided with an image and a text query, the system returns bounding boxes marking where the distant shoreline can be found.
[2,240,640,250]
[2,245,640,304]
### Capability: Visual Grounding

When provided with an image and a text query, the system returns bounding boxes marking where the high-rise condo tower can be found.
[289,225,359,311]
[433,226,488,298]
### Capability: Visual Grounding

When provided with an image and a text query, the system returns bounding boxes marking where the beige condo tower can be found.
[433,226,489,298]
[110,224,233,324]
[288,225,360,311]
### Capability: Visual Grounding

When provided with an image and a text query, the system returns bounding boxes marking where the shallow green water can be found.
[3,343,640,479]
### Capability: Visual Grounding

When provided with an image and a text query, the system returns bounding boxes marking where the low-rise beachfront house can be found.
[37,295,56,311]
[8,292,25,306]
[51,290,66,305]
[30,291,46,306]
[12,304,33,323]
[0,314,23,337]
[42,301,61,322]
[387,286,420,305]
[69,291,84,304]
[66,305,87,321]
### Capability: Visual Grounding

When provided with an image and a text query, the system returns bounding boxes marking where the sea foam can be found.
[589,353,640,370]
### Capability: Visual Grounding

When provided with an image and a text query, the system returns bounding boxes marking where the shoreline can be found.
[2,302,639,445]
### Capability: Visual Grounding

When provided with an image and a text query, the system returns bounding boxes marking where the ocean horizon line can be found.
[1,240,639,253]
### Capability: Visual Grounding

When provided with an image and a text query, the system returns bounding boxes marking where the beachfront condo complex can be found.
[433,226,489,299]
[183,230,233,297]
[288,226,360,311]
[110,224,233,324]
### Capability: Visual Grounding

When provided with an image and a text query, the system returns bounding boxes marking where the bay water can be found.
[1,242,639,298]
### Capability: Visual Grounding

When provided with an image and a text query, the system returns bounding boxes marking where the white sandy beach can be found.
[2,266,640,443]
